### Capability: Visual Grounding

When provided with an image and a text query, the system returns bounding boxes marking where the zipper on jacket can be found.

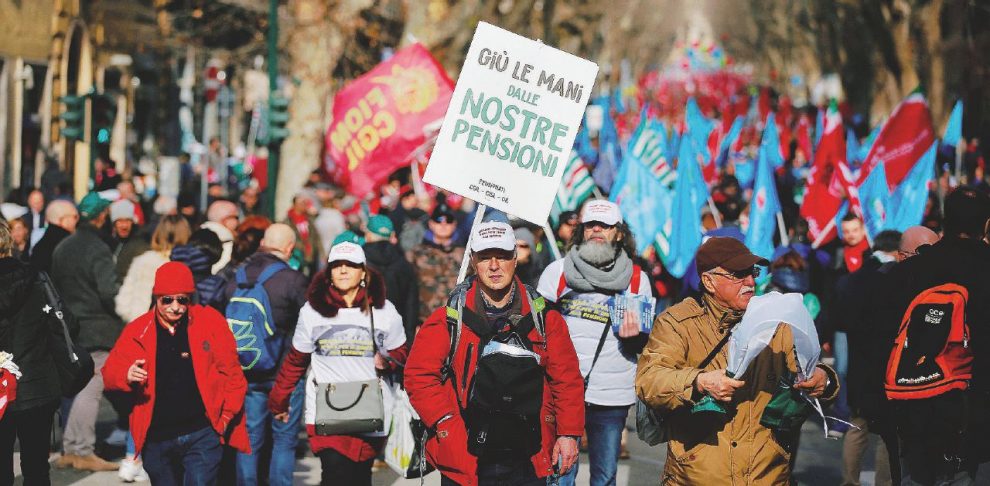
[462,343,474,391]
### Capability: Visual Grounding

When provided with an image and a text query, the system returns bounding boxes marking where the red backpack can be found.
[884,283,973,400]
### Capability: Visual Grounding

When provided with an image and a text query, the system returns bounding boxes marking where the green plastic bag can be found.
[760,371,814,434]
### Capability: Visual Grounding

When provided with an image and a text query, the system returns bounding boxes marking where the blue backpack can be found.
[225,262,288,372]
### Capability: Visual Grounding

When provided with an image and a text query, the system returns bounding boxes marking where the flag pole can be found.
[776,211,790,247]
[544,221,562,261]
[707,197,722,228]
[456,204,487,284]
[592,187,605,199]
[811,218,836,249]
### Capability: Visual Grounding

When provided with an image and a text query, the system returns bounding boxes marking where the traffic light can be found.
[90,92,117,147]
[267,94,290,145]
[58,95,86,140]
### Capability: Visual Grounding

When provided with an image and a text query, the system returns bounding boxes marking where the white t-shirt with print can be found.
[293,300,406,436]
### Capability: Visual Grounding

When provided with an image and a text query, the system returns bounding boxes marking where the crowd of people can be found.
[0,148,988,486]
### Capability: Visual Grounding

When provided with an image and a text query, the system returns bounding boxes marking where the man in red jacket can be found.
[103,261,249,485]
[405,221,585,486]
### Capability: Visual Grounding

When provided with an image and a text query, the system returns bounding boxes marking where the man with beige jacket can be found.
[636,237,839,485]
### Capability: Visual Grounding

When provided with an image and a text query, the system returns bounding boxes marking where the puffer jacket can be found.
[0,258,68,412]
[116,250,169,324]
[636,294,838,485]
[404,276,585,486]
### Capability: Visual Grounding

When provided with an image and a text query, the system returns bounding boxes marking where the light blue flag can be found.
[814,108,825,151]
[611,155,673,255]
[943,100,963,148]
[717,117,745,168]
[847,128,861,165]
[626,109,675,186]
[886,143,936,232]
[745,124,783,260]
[857,161,891,239]
[591,99,623,193]
[658,128,706,277]
[685,97,715,149]
[668,128,681,163]
[857,125,881,164]
[762,113,785,169]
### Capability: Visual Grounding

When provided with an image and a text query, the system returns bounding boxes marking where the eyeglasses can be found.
[432,216,456,224]
[711,266,761,280]
[159,296,191,306]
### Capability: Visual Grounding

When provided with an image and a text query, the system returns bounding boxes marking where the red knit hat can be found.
[153,261,196,296]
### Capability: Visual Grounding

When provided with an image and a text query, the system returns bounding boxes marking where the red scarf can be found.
[843,238,870,273]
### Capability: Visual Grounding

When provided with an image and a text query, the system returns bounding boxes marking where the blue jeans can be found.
[557,404,629,486]
[142,426,222,486]
[235,380,304,486]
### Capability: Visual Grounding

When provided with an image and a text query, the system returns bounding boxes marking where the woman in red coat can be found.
[103,262,249,485]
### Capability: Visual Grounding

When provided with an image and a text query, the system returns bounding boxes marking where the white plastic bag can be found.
[727,291,820,380]
[384,387,434,478]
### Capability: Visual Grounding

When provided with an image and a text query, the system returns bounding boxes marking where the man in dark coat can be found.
[363,215,419,342]
[872,188,990,485]
[29,200,78,273]
[0,219,77,485]
[50,192,122,472]
[833,230,902,486]
[214,223,310,485]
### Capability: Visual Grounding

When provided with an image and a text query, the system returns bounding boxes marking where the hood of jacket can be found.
[363,241,405,269]
[0,257,34,316]
[170,244,214,277]
[307,266,387,317]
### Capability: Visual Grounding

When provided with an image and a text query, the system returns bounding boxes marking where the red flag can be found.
[325,44,454,196]
[704,126,722,184]
[796,115,813,162]
[857,90,935,190]
[800,103,860,245]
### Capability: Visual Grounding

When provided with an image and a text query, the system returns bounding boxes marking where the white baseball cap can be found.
[110,199,137,223]
[327,242,366,265]
[470,221,516,252]
[581,199,622,226]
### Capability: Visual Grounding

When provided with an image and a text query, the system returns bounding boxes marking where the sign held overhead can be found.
[424,22,598,224]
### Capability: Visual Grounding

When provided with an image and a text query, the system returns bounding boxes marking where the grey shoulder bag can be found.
[314,292,385,436]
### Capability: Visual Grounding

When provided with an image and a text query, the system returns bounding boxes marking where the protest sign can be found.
[325,44,454,197]
[424,22,599,224]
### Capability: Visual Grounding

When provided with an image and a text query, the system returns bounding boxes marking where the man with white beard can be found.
[537,199,651,486]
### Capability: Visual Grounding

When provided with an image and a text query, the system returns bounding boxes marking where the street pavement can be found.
[24,400,976,486]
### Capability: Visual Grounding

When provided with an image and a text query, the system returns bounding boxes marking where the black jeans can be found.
[317,448,374,486]
[896,391,977,485]
[0,402,58,486]
[440,454,544,486]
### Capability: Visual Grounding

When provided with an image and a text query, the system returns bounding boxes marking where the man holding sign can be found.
[537,199,652,486]
[405,222,585,485]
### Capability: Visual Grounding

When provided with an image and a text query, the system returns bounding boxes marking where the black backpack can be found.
[440,277,547,457]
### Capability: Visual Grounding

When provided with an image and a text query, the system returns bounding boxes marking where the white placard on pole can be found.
[424,22,599,225]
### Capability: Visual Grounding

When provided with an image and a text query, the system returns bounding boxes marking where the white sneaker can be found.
[118,457,148,483]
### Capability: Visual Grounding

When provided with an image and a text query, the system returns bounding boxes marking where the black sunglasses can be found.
[159,296,191,306]
[712,266,762,280]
